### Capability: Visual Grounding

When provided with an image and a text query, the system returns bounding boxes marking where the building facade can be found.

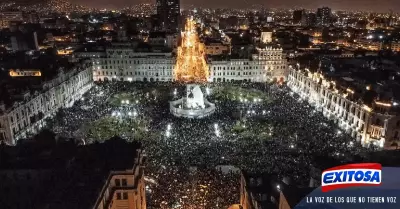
[357,39,383,51]
[205,42,231,55]
[293,10,306,25]
[391,42,400,52]
[81,45,287,83]
[156,0,180,32]
[94,150,147,209]
[0,61,94,145]
[316,7,332,26]
[261,31,273,44]
[0,11,23,29]
[287,66,400,149]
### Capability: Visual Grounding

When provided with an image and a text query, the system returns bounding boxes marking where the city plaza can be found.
[40,19,370,208]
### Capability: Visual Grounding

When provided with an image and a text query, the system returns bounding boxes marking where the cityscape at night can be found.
[0,0,400,209]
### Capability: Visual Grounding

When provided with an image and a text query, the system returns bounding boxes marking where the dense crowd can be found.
[45,81,370,209]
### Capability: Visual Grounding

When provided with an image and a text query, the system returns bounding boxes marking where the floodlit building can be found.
[260,30,273,44]
[0,61,93,145]
[287,65,400,149]
[77,43,287,83]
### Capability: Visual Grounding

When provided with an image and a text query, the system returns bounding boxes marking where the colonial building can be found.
[287,65,400,149]
[78,43,287,83]
[0,61,93,145]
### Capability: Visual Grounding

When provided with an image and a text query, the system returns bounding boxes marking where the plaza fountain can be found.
[170,85,215,118]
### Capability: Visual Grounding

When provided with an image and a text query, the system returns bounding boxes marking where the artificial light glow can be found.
[375,101,392,107]
[174,18,209,82]
[363,105,373,112]
[346,88,354,94]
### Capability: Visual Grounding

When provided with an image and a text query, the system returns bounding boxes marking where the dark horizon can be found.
[67,0,399,12]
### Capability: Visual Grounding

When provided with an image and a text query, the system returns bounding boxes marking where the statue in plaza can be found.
[185,85,205,109]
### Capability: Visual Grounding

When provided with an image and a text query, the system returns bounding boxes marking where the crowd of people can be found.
[45,81,370,209]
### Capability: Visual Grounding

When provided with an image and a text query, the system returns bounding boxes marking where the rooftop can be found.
[0,53,90,112]
[0,136,142,209]
[40,137,142,209]
[298,56,400,113]
[74,44,106,53]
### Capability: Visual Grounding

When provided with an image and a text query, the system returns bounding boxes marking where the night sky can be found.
[69,0,399,12]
